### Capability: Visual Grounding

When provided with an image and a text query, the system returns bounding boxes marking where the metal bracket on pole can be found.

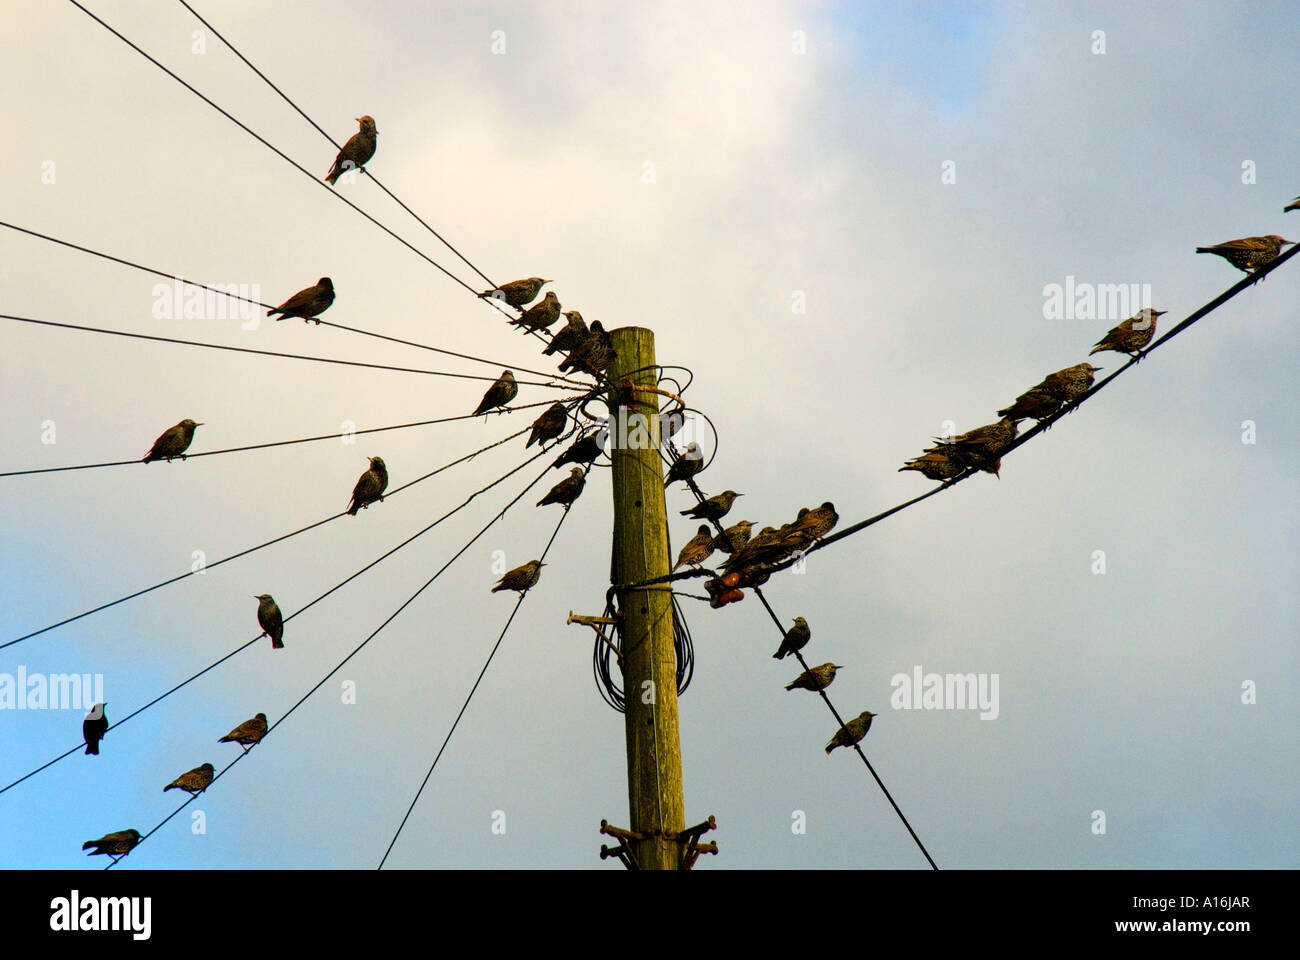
[567,610,622,664]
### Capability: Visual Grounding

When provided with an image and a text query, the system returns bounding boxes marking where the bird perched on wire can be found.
[219,713,268,753]
[1042,362,1100,407]
[792,502,838,544]
[510,291,561,333]
[1196,234,1293,276]
[673,525,717,571]
[772,616,811,659]
[347,456,388,515]
[82,829,141,859]
[664,442,704,487]
[559,321,615,375]
[479,277,549,309]
[164,762,215,797]
[996,385,1062,424]
[267,277,335,323]
[544,310,588,356]
[492,560,545,594]
[474,370,518,416]
[1090,308,1165,359]
[142,419,202,463]
[935,418,1018,474]
[899,449,965,481]
[324,115,377,185]
[713,519,755,554]
[527,402,568,448]
[826,710,877,755]
[538,467,586,508]
[82,702,108,755]
[553,431,605,468]
[786,662,841,692]
[680,490,742,521]
[254,594,284,649]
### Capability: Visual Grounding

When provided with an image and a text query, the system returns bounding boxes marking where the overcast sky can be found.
[1,0,1296,870]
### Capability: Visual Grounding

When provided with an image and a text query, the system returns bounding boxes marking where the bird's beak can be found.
[356,117,363,123]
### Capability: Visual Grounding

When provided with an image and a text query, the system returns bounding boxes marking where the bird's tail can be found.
[784,681,798,691]
[1087,344,1105,355]
[81,841,97,851]
[164,784,176,792]
[1195,247,1212,254]
[272,638,284,649]
[490,584,504,593]
[84,743,98,755]
[324,170,339,186]
[824,743,835,755]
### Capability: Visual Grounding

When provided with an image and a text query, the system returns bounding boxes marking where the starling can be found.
[664,442,704,487]
[680,490,742,521]
[537,467,586,508]
[935,419,1018,474]
[255,594,284,649]
[553,431,605,468]
[347,456,388,515]
[1041,363,1100,406]
[559,321,615,375]
[324,115,377,185]
[164,762,215,797]
[473,370,518,416]
[793,501,838,543]
[1090,308,1165,358]
[772,616,811,659]
[492,559,545,593]
[142,419,202,463]
[544,310,588,356]
[267,277,335,323]
[1196,234,1293,275]
[479,277,549,310]
[510,291,561,332]
[899,449,964,481]
[786,662,842,692]
[673,525,717,571]
[82,702,108,756]
[713,519,755,554]
[825,710,877,755]
[997,386,1062,423]
[219,712,268,752]
[722,526,785,571]
[82,829,141,859]
[1286,198,1300,213]
[526,402,568,448]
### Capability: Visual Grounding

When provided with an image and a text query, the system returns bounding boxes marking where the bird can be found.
[1090,308,1165,358]
[1041,363,1100,406]
[219,713,268,752]
[537,467,586,508]
[267,277,334,323]
[544,311,588,356]
[82,702,108,755]
[1286,198,1300,213]
[1196,235,1293,275]
[997,385,1062,423]
[935,419,1018,474]
[82,829,141,859]
[899,450,965,481]
[680,490,742,521]
[559,321,615,375]
[786,662,842,692]
[164,762,215,796]
[142,419,202,463]
[664,443,704,487]
[324,115,377,185]
[792,502,838,543]
[712,520,755,554]
[724,525,791,571]
[825,711,877,754]
[255,594,284,649]
[673,525,717,571]
[479,277,549,310]
[510,291,561,332]
[492,560,545,593]
[347,456,388,515]
[473,370,518,416]
[772,616,811,659]
[553,432,605,468]
[526,402,568,448]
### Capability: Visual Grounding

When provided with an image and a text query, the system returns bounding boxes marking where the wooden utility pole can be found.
[607,326,685,870]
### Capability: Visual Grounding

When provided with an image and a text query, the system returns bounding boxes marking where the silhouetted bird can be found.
[664,443,704,487]
[553,432,605,468]
[324,115,377,185]
[83,702,108,755]
[510,291,561,332]
[219,713,268,752]
[772,616,811,659]
[267,277,334,323]
[544,311,588,355]
[164,762,215,796]
[786,662,841,692]
[255,594,284,649]
[681,490,741,521]
[347,456,388,515]
[479,277,549,309]
[492,560,545,593]
[825,710,877,755]
[1196,234,1293,275]
[142,419,202,463]
[82,829,141,859]
[673,525,716,571]
[1090,308,1165,358]
[527,402,568,448]
[713,520,755,554]
[474,370,518,416]
[538,467,585,508]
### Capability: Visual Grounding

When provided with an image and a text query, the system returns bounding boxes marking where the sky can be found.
[1,0,1296,870]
